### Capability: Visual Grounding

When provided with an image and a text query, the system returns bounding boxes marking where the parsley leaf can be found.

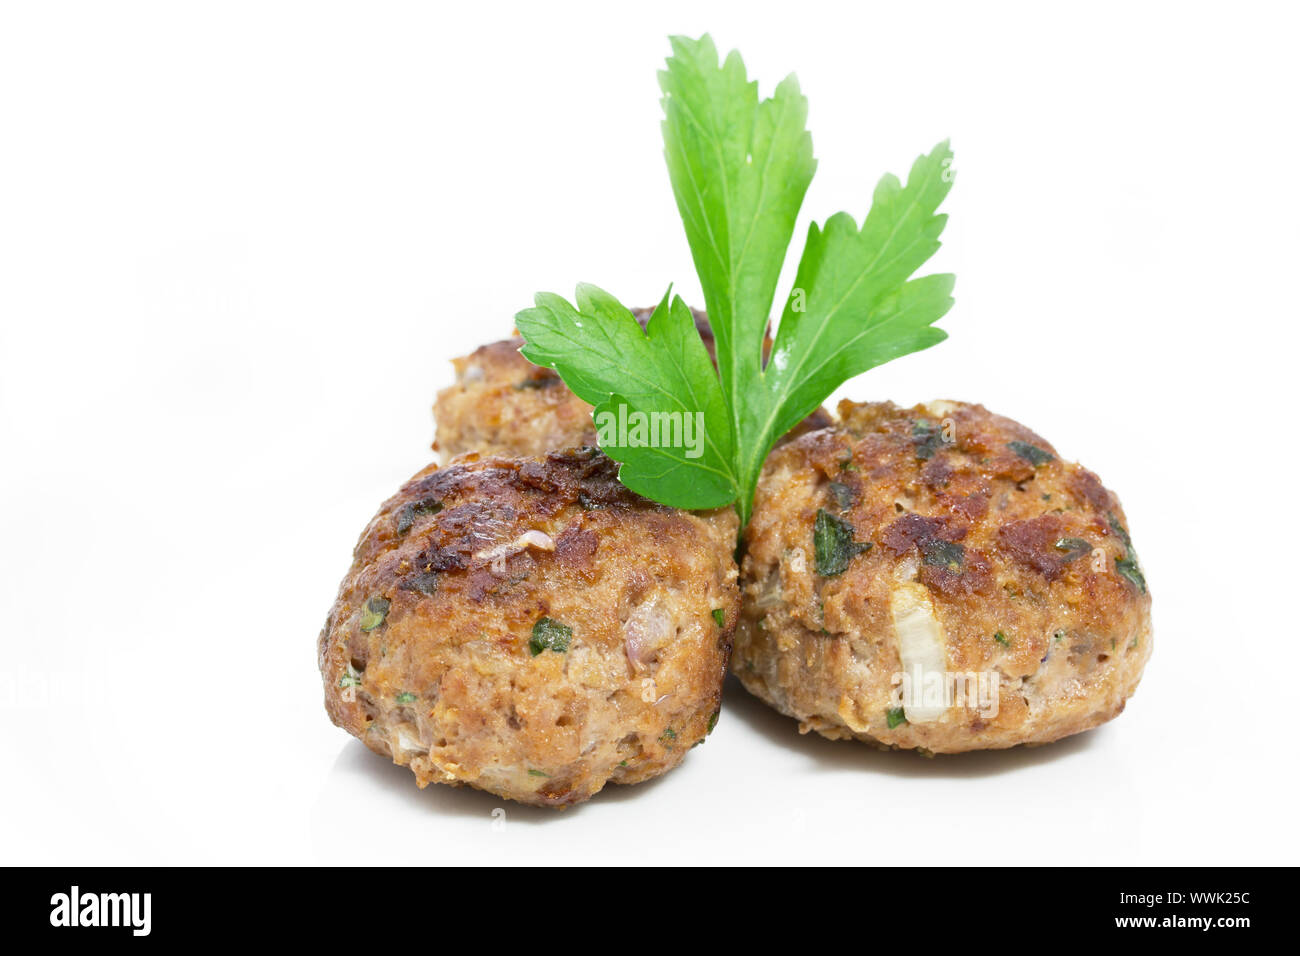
[515,35,954,525]
[660,34,816,431]
[749,142,955,496]
[517,287,737,508]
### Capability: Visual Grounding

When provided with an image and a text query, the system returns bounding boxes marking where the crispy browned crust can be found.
[433,307,826,459]
[733,400,1153,753]
[319,448,740,807]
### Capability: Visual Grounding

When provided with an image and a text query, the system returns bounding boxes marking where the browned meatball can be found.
[434,307,832,459]
[433,336,598,459]
[733,400,1152,753]
[319,448,740,807]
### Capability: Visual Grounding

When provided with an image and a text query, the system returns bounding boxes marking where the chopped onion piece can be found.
[891,583,949,724]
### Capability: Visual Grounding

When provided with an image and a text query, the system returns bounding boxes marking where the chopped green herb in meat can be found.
[529,616,573,656]
[514,376,560,391]
[395,497,443,535]
[1054,537,1092,561]
[1007,440,1054,467]
[814,508,872,576]
[400,570,439,596]
[359,596,390,631]
[913,420,947,459]
[1115,555,1146,592]
[1108,513,1147,593]
[920,538,964,572]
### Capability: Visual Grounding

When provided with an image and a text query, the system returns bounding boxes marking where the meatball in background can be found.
[433,336,597,460]
[734,400,1152,754]
[319,448,740,807]
[434,307,832,460]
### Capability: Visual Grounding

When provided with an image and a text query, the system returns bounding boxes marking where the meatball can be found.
[733,400,1152,753]
[318,447,740,806]
[433,336,597,459]
[434,307,833,460]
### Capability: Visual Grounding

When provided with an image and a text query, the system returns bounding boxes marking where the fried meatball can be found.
[433,336,596,459]
[433,307,833,459]
[318,448,740,806]
[733,400,1152,753]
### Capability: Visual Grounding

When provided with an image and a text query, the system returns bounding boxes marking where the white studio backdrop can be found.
[1,1,1296,865]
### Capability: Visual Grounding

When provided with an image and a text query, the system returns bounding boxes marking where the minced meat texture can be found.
[320,448,740,807]
[732,399,1152,754]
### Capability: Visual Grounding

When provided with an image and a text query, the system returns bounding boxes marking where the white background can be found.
[2,1,1296,866]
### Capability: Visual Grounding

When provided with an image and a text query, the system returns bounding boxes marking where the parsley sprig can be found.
[516,34,955,524]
